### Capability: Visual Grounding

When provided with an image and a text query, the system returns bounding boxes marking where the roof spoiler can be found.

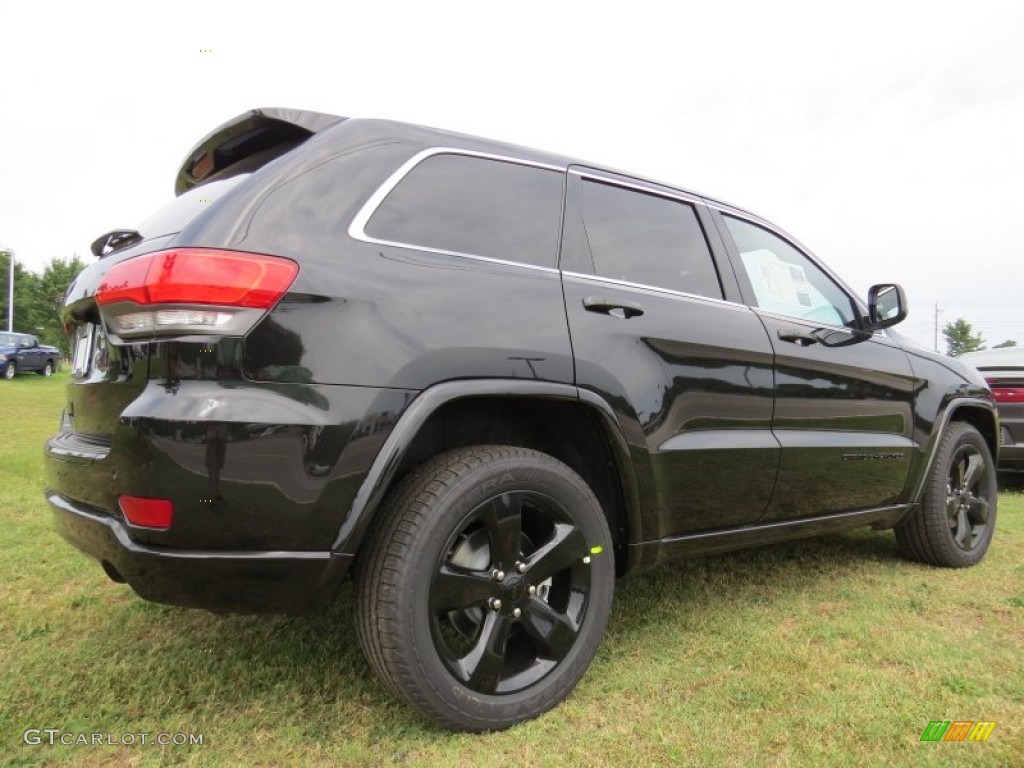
[174,107,346,196]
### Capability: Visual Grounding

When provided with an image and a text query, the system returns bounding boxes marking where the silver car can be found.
[961,347,1024,472]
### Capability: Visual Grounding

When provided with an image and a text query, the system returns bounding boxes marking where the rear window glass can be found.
[137,175,249,240]
[364,154,564,268]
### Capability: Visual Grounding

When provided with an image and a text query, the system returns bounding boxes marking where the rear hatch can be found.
[54,108,345,459]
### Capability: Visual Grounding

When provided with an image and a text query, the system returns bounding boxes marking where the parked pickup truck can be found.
[0,332,59,379]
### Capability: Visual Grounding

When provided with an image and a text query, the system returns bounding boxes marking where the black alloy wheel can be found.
[896,422,997,567]
[356,445,614,731]
[944,441,991,551]
[430,489,594,695]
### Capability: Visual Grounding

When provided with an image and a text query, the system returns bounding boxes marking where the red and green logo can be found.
[920,721,996,742]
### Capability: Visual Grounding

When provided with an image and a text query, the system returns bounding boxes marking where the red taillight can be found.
[984,378,1024,404]
[96,249,298,309]
[989,386,1024,404]
[119,495,174,529]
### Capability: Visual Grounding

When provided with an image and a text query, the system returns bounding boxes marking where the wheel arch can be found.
[910,397,999,503]
[333,380,642,575]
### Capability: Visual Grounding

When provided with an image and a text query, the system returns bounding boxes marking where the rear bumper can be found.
[991,399,1024,473]
[996,403,1023,471]
[997,442,1024,472]
[47,490,352,614]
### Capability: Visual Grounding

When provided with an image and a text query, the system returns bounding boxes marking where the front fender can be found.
[908,396,999,503]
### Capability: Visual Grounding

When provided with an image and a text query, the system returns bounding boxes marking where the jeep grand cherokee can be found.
[45,107,999,731]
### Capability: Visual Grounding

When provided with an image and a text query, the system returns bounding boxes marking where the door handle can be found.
[777,328,819,346]
[582,296,645,319]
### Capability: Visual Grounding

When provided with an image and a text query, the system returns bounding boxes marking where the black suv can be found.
[46,108,999,731]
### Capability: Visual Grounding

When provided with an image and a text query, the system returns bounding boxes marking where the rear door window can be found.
[579,180,722,298]
[364,153,564,268]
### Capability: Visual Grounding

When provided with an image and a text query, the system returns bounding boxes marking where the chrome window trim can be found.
[365,244,560,275]
[562,271,750,312]
[348,147,566,273]
[752,308,864,334]
[569,168,704,206]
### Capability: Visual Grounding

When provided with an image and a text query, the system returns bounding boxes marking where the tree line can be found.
[0,252,88,357]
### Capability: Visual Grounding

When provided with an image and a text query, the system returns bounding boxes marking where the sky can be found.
[1,0,1021,350]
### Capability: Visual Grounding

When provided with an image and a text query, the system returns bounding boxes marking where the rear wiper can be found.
[91,229,143,258]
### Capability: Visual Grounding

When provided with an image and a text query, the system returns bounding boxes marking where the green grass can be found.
[2,374,1022,766]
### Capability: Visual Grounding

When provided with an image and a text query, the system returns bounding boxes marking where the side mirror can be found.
[867,283,907,330]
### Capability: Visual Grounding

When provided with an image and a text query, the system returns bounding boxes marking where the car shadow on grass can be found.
[54,581,425,738]
[46,527,912,738]
[998,471,1024,492]
[608,527,906,639]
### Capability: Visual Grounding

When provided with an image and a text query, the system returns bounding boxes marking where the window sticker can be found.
[742,249,812,309]
[740,248,842,325]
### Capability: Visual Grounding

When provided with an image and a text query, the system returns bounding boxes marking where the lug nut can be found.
[583,556,591,564]
[528,585,537,596]
[489,598,502,611]
[516,561,528,573]
[512,607,522,618]
[492,569,505,582]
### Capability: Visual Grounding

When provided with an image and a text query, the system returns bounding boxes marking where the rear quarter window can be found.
[363,153,564,268]
[137,175,249,240]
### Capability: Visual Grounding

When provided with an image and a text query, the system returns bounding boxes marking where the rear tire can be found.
[3,361,15,380]
[356,445,614,732]
[896,422,997,567]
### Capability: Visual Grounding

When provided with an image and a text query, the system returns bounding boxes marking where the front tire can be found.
[896,422,997,567]
[39,360,54,377]
[356,445,614,732]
